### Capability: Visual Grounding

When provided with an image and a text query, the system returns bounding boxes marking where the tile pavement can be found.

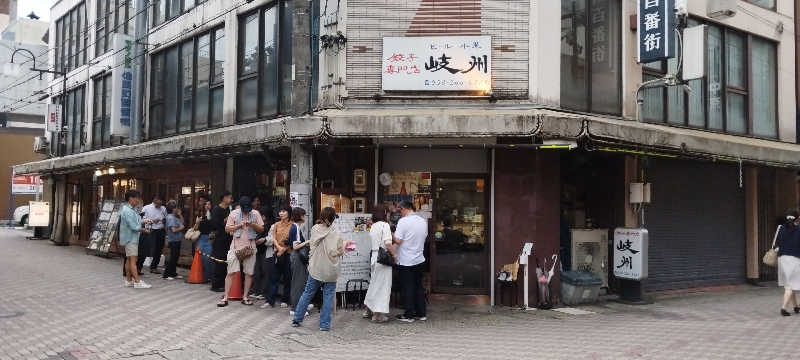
[0,228,798,359]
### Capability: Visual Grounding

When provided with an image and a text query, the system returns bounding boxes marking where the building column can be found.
[528,0,560,106]
[744,167,759,282]
[51,175,69,245]
[290,0,313,115]
[623,155,638,228]
[290,143,313,238]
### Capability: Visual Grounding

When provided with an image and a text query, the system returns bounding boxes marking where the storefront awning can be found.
[13,116,325,175]
[320,107,800,168]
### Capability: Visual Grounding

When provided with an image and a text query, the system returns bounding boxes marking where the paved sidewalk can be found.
[0,228,797,360]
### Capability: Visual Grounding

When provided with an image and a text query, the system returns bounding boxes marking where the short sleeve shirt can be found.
[395,214,427,266]
[166,214,183,243]
[226,209,264,250]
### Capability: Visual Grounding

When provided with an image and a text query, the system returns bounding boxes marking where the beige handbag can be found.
[185,228,201,242]
[763,225,782,267]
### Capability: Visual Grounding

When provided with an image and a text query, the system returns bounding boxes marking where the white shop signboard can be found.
[382,36,492,91]
[333,213,373,292]
[613,228,649,280]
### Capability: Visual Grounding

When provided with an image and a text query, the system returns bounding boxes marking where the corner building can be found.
[15,0,800,305]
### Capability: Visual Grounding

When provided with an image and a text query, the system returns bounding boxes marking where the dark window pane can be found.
[103,77,111,147]
[150,54,164,100]
[642,74,664,123]
[213,29,225,83]
[687,78,705,127]
[65,91,74,153]
[93,121,102,148]
[75,87,84,152]
[261,6,279,117]
[726,32,745,89]
[666,40,684,125]
[196,34,211,129]
[164,47,179,134]
[180,40,194,132]
[238,78,258,120]
[76,6,83,67]
[210,87,224,127]
[751,37,776,138]
[241,13,259,74]
[279,3,293,111]
[93,79,102,148]
[169,0,181,19]
[55,19,61,74]
[707,26,723,130]
[184,0,195,12]
[589,0,621,114]
[154,0,165,26]
[746,0,775,9]
[560,0,587,111]
[726,92,747,133]
[149,105,163,137]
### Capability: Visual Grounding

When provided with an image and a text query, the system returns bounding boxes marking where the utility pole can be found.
[130,0,148,144]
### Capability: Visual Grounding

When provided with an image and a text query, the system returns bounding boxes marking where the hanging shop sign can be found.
[382,36,491,91]
[613,228,649,280]
[110,33,135,137]
[637,0,676,63]
[46,104,62,133]
[12,175,42,194]
[28,201,50,227]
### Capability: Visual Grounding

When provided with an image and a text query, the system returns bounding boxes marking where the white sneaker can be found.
[124,280,133,287]
[280,302,288,308]
[175,275,184,279]
[134,281,152,289]
[164,277,175,281]
[307,304,315,311]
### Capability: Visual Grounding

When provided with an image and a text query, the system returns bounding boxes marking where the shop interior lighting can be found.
[541,140,578,150]
[107,167,116,175]
[94,169,102,177]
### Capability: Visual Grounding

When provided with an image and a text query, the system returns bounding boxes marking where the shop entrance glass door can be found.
[431,175,489,294]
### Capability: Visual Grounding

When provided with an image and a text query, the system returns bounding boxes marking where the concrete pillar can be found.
[623,155,638,228]
[290,143,313,238]
[51,175,68,245]
[528,0,560,106]
[222,11,239,126]
[744,167,759,282]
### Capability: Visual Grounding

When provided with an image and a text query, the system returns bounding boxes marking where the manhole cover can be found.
[0,311,24,318]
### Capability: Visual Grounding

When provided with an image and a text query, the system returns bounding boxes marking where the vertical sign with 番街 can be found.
[637,0,676,63]
[110,33,134,137]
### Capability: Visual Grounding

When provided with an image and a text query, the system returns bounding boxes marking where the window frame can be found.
[237,3,289,124]
[92,74,113,150]
[743,0,776,11]
[152,0,207,28]
[96,0,131,57]
[55,2,88,77]
[641,20,778,139]
[148,26,225,140]
[53,85,86,156]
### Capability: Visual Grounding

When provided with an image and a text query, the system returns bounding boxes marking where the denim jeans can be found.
[195,234,213,282]
[292,276,336,330]
[267,253,292,305]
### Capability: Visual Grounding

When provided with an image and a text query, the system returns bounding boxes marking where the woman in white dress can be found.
[777,209,800,316]
[363,204,396,323]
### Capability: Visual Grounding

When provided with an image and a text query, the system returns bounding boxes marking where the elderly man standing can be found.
[142,196,168,274]
[121,189,153,289]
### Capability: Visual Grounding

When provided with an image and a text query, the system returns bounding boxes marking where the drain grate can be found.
[0,311,24,318]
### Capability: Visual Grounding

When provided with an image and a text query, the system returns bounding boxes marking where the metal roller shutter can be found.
[644,158,746,291]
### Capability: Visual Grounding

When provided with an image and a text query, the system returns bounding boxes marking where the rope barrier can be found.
[196,249,227,264]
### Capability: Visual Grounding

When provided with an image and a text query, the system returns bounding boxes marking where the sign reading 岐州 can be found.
[382,36,491,91]
[110,33,134,137]
[613,228,649,280]
[637,0,675,63]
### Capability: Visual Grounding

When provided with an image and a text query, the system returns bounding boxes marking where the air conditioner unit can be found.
[571,228,609,287]
[708,0,736,19]
[33,136,48,154]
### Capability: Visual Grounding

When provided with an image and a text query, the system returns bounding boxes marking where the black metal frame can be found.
[148,26,225,139]
[95,0,131,58]
[55,2,88,76]
[641,20,779,140]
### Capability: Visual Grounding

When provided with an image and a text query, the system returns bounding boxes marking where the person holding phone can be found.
[266,206,294,308]
[218,196,264,307]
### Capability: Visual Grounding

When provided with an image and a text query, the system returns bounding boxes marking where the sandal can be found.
[242,299,254,306]
[217,299,228,307]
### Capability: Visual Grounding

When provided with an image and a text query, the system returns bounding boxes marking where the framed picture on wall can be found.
[353,197,366,213]
[353,169,367,193]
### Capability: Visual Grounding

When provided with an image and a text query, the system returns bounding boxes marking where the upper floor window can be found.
[560,0,622,115]
[153,0,207,27]
[92,74,113,149]
[642,21,778,139]
[55,3,88,76]
[149,27,225,138]
[237,3,293,123]
[54,85,86,156]
[744,0,775,10]
[96,0,133,57]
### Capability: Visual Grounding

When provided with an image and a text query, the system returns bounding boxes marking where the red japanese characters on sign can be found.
[12,175,43,194]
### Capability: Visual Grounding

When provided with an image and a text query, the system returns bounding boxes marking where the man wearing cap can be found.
[218,196,264,307]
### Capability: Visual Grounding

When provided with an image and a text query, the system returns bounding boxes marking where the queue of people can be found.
[119,188,430,331]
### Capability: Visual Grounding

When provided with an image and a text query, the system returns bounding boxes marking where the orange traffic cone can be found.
[227,272,243,300]
[186,251,205,284]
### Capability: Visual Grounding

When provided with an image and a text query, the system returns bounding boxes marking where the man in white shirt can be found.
[141,196,168,274]
[394,201,428,322]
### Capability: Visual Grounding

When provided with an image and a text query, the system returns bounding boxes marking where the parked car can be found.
[13,205,29,226]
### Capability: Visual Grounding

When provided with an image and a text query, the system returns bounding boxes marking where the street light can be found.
[10,48,66,79]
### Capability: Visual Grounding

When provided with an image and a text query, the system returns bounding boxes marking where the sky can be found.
[17,0,53,22]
